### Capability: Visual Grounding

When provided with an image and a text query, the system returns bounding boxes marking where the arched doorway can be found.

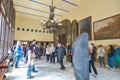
[71,20,78,43]
[60,19,71,45]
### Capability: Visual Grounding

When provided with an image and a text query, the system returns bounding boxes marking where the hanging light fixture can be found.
[40,0,62,32]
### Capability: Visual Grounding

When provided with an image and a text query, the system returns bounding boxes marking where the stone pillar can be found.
[73,32,89,80]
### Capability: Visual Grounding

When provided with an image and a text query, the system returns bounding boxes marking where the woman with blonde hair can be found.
[15,41,23,68]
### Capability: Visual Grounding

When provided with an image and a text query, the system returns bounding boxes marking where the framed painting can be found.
[79,16,92,40]
[94,14,120,40]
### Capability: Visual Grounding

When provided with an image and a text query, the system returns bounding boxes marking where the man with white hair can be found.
[89,43,98,78]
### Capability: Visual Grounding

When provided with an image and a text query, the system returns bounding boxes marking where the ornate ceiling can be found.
[13,0,81,20]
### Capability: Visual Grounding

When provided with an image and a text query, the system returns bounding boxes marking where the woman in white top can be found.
[46,45,51,62]
[97,45,106,67]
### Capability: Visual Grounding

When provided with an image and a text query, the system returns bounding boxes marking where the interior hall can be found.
[0,0,120,80]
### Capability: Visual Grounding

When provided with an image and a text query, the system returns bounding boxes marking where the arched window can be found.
[66,20,72,44]
[72,20,78,42]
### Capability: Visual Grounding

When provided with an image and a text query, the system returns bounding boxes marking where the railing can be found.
[0,55,10,80]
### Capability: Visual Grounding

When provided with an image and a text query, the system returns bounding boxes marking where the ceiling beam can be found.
[62,0,78,6]
[16,11,48,18]
[29,0,69,12]
[14,4,62,17]
[15,4,48,14]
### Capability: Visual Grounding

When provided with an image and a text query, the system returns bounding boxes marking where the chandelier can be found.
[40,0,62,32]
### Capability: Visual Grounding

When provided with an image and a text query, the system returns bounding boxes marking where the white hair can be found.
[17,40,21,45]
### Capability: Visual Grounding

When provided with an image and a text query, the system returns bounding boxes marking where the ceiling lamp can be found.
[40,0,62,32]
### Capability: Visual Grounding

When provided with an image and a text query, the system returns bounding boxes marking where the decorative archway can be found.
[60,19,72,45]
[53,19,72,45]
[71,20,78,43]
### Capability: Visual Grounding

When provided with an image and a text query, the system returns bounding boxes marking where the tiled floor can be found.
[5,57,120,80]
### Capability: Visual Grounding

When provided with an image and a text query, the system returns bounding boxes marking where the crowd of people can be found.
[89,43,120,77]
[9,39,120,79]
[10,40,73,79]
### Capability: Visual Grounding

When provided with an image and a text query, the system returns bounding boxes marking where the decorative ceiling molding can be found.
[29,0,69,12]
[16,11,48,18]
[14,4,61,17]
[62,0,78,6]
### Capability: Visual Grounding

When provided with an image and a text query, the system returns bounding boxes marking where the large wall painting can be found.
[94,14,120,40]
[79,16,92,40]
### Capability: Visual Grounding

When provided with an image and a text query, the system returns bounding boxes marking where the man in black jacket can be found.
[57,42,65,70]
